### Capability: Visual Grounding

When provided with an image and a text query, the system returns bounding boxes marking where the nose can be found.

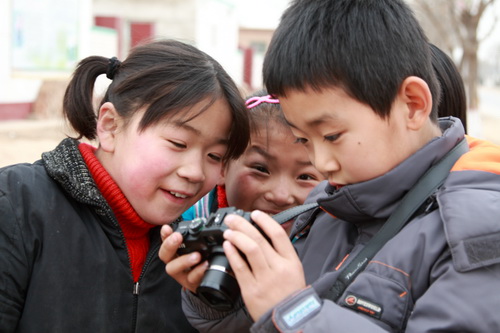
[311,145,339,176]
[263,176,297,208]
[177,154,206,183]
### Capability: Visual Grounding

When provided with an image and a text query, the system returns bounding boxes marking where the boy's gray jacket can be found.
[0,139,196,333]
[182,117,500,332]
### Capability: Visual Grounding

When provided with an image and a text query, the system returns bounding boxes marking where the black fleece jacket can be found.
[0,138,196,333]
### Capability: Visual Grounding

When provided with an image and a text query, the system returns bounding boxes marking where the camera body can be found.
[175,207,253,311]
[176,207,251,260]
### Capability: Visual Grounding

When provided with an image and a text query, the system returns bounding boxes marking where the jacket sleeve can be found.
[181,289,254,332]
[0,188,29,332]
[181,283,388,333]
[250,287,388,333]
[181,252,500,332]
[250,258,500,332]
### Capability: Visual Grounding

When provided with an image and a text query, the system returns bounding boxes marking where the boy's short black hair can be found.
[263,0,441,121]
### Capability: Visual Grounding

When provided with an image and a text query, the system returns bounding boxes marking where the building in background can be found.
[238,27,274,93]
[1,0,274,120]
[92,0,242,82]
[1,0,92,120]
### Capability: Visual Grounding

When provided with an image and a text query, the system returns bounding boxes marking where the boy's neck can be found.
[420,119,443,144]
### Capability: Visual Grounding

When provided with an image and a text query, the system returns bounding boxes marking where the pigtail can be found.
[63,56,109,140]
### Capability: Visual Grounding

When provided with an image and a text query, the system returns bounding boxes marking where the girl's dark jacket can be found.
[0,138,197,333]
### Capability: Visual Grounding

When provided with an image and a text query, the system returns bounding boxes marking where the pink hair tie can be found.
[245,95,280,109]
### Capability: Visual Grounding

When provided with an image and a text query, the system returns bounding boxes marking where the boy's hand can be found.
[223,210,306,321]
[159,225,208,293]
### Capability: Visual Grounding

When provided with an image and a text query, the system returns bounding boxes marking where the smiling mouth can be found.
[169,191,188,199]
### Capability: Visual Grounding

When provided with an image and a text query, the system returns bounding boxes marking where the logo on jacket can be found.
[344,294,383,319]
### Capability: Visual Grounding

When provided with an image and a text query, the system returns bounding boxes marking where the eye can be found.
[324,133,341,142]
[298,173,318,181]
[208,153,222,162]
[251,164,269,174]
[294,137,308,145]
[168,140,186,149]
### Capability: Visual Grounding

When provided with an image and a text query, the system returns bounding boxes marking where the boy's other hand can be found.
[159,224,208,293]
[223,210,306,321]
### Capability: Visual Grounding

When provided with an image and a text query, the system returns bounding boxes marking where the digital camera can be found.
[175,207,254,311]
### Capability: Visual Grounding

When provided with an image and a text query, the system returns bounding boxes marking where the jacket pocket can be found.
[339,266,413,331]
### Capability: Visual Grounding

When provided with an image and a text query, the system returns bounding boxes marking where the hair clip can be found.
[245,95,280,109]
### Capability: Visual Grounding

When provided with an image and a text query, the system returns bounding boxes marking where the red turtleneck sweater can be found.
[79,143,155,282]
[217,185,229,208]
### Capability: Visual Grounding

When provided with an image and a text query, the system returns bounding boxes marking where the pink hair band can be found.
[245,95,280,109]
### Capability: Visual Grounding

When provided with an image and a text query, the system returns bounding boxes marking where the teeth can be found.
[170,191,188,198]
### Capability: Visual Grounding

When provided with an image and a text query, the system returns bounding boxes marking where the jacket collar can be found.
[317,117,465,225]
[42,138,108,210]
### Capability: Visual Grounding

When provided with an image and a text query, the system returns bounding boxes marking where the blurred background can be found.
[1,0,500,167]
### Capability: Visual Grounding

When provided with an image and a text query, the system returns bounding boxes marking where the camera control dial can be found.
[189,217,206,236]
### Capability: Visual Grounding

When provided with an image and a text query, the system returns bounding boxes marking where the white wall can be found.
[93,0,244,86]
[0,0,41,104]
[195,0,241,84]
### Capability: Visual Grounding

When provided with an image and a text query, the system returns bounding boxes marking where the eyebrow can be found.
[248,145,271,159]
[285,113,338,130]
[297,159,314,166]
[249,145,314,166]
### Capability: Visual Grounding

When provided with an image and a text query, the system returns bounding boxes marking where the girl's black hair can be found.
[430,44,467,132]
[63,38,250,162]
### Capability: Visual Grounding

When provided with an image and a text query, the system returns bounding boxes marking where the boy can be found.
[159,0,500,331]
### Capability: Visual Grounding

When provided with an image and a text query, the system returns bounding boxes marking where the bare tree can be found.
[412,0,497,110]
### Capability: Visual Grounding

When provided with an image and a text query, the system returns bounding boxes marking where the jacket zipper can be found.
[130,239,162,331]
[133,241,160,295]
[101,205,163,331]
[133,282,140,295]
[101,209,140,331]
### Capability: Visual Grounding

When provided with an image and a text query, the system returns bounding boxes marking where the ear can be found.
[96,102,120,152]
[398,76,433,130]
[217,165,226,186]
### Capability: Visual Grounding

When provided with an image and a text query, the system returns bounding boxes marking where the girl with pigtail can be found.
[0,39,250,332]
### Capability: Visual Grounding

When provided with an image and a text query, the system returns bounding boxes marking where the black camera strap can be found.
[323,138,469,302]
[272,202,319,225]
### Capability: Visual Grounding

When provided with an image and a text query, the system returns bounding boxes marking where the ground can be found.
[0,118,89,168]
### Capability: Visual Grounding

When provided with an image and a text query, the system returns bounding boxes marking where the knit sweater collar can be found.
[78,143,155,238]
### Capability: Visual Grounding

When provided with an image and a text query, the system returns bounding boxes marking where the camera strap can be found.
[272,202,319,225]
[323,137,469,302]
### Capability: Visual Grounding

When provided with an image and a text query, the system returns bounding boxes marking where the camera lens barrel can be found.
[196,251,240,311]
[176,207,256,310]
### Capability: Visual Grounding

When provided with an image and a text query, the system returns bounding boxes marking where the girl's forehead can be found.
[252,116,289,130]
[250,123,297,147]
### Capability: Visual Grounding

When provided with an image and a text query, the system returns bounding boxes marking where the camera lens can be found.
[196,250,240,311]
